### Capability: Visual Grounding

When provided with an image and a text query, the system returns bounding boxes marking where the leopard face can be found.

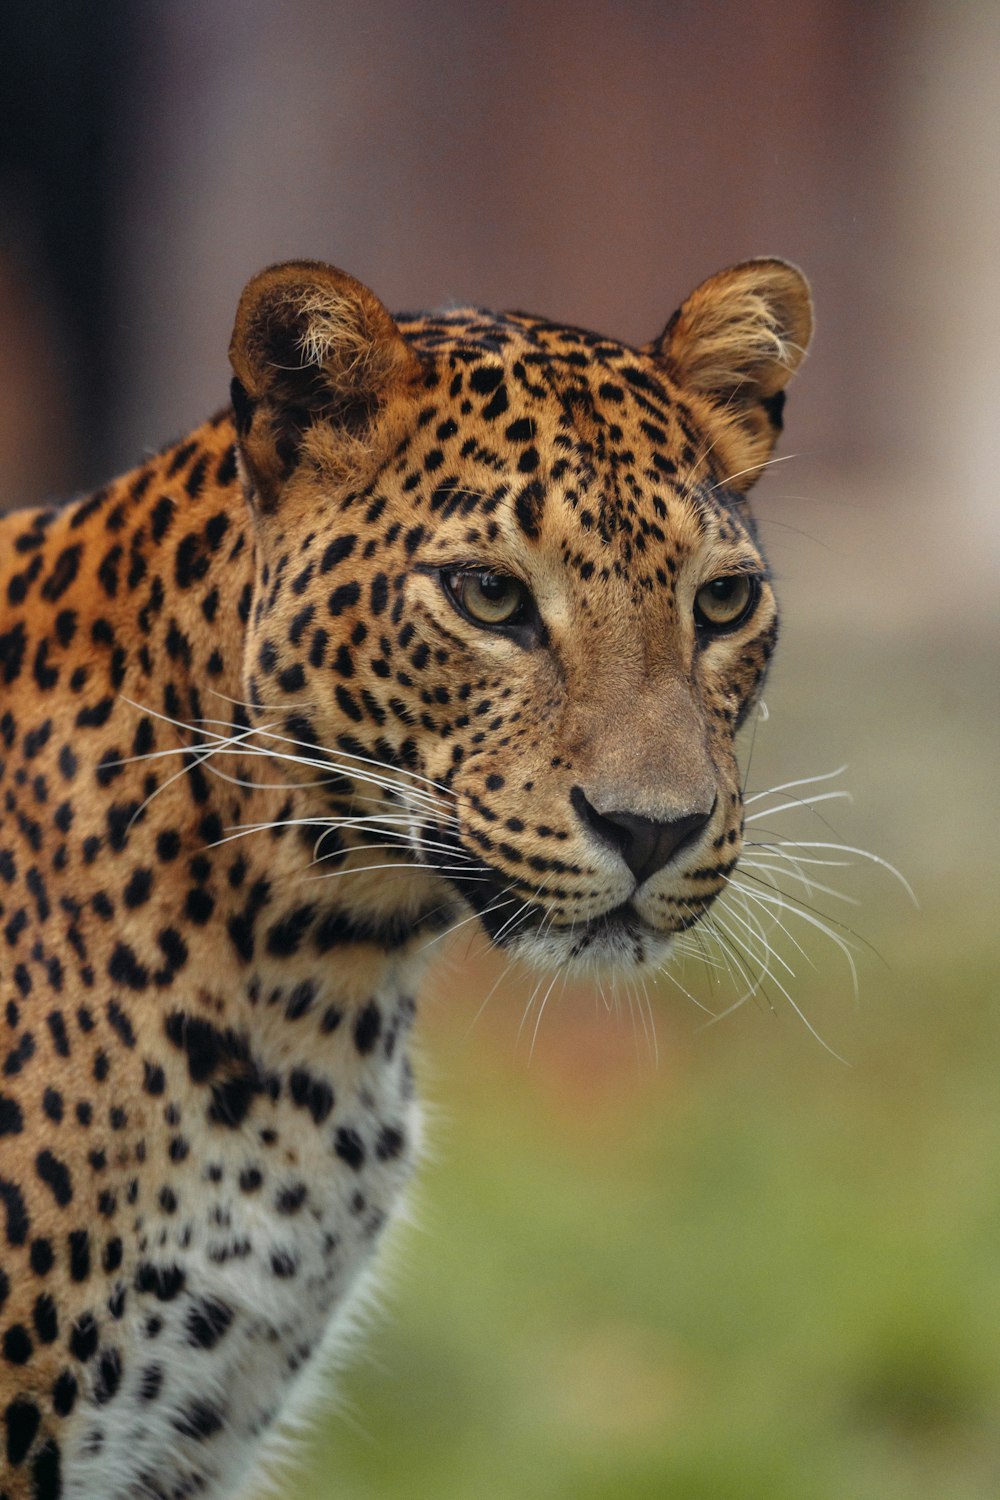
[231,260,810,978]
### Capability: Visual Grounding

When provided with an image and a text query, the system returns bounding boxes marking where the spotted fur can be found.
[0,257,811,1498]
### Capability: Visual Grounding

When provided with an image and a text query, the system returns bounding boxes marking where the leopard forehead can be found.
[349,304,761,567]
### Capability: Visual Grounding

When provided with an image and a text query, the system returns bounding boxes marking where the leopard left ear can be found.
[647,258,813,491]
[229,260,422,511]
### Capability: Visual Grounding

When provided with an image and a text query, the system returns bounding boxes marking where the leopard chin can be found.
[509,907,678,978]
[468,894,675,975]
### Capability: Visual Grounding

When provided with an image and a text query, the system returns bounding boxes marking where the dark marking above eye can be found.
[514,479,545,541]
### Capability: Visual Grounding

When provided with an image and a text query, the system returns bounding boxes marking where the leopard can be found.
[0,255,811,1499]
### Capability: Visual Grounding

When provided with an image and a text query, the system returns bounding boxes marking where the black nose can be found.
[570,786,714,884]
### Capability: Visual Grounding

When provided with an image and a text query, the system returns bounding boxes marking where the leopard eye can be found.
[694,574,760,633]
[444,570,531,628]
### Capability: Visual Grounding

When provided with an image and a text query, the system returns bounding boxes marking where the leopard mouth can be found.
[472,884,674,970]
[423,827,679,969]
[562,901,641,940]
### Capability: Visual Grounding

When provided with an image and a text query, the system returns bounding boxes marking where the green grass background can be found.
[278,538,998,1500]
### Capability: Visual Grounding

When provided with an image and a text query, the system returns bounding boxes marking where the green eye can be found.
[444,570,531,627]
[694,574,759,633]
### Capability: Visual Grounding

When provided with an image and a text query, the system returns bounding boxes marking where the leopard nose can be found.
[570,786,715,884]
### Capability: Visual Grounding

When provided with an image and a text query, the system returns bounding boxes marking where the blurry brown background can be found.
[1,4,997,1497]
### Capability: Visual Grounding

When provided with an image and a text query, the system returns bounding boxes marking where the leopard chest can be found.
[61,978,421,1500]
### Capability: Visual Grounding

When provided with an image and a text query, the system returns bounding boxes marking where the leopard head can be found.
[228,257,812,975]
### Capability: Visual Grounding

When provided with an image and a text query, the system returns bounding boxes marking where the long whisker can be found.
[743,765,849,804]
[743,790,852,824]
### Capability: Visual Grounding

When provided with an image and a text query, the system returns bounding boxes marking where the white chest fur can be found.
[62,978,422,1500]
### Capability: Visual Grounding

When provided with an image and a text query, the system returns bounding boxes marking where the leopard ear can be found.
[229,260,421,510]
[647,258,813,491]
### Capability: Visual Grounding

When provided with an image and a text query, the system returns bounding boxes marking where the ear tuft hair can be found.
[648,258,813,491]
[653,258,812,402]
[229,261,420,509]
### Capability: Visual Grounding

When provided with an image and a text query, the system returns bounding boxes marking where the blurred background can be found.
[1,2,997,1496]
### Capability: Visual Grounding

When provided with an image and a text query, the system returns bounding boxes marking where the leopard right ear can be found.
[647,258,813,491]
[229,260,422,511]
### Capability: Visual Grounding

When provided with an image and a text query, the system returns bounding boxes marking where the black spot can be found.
[32,1293,58,1344]
[93,1347,122,1404]
[185,454,209,498]
[186,1298,233,1350]
[3,1324,33,1364]
[482,383,509,420]
[35,1151,72,1207]
[175,532,211,590]
[208,1075,260,1128]
[470,365,503,394]
[76,696,114,728]
[353,1002,382,1055]
[135,1262,186,1301]
[370,572,388,614]
[165,1012,249,1084]
[277,663,305,694]
[68,1229,90,1282]
[320,535,356,573]
[69,1312,99,1362]
[142,1061,165,1095]
[138,1364,163,1402]
[266,905,316,958]
[334,1127,365,1170]
[285,1057,333,1121]
[46,1008,70,1056]
[53,1368,78,1416]
[41,543,82,602]
[376,1124,406,1161]
[328,581,361,616]
[184,888,215,925]
[108,942,149,991]
[514,478,545,540]
[122,862,152,908]
[0,1094,23,1136]
[284,981,316,1021]
[30,1438,61,1500]
[172,1399,223,1440]
[275,1183,307,1215]
[155,927,188,980]
[156,830,180,861]
[4,1396,40,1465]
[29,1238,53,1275]
[0,622,27,684]
[106,1000,137,1047]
